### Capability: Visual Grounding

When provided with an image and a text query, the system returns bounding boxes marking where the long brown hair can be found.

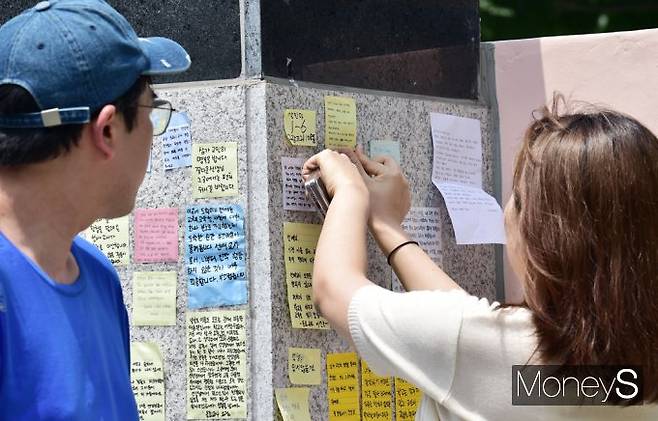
[512,95,658,402]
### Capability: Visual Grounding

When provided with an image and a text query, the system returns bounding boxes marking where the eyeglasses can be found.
[137,99,176,136]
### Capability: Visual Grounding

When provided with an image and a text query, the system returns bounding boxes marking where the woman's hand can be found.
[347,146,411,231]
[302,149,368,198]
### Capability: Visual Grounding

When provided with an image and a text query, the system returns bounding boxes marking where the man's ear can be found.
[90,104,118,159]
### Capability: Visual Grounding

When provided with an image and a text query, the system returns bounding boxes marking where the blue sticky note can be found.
[369,140,401,164]
[170,111,191,127]
[186,204,247,308]
[161,112,192,170]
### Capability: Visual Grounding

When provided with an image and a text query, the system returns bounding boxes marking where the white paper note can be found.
[430,112,505,245]
[430,112,482,188]
[437,183,505,245]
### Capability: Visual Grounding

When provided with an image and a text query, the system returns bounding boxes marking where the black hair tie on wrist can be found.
[387,240,419,266]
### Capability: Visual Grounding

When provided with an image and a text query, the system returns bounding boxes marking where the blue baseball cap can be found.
[0,0,191,128]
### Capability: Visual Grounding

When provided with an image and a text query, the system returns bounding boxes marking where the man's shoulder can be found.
[0,232,27,278]
[72,236,120,279]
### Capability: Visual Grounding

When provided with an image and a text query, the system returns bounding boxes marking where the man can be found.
[0,1,190,419]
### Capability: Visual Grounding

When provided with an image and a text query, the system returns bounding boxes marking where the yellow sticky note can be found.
[275,387,312,421]
[327,352,360,421]
[186,310,247,419]
[132,271,177,326]
[131,342,166,421]
[192,142,238,198]
[283,222,329,330]
[288,348,322,385]
[394,378,422,421]
[361,360,392,421]
[284,109,317,146]
[86,216,130,266]
[324,96,356,149]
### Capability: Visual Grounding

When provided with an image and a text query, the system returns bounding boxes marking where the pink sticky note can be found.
[134,208,179,263]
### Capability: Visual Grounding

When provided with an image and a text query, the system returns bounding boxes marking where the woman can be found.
[302,99,658,420]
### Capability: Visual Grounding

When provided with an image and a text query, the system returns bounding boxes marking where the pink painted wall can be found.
[493,29,658,302]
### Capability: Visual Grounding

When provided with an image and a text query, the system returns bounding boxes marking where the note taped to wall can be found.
[134,208,179,263]
[161,112,192,170]
[187,310,246,419]
[288,347,322,385]
[186,204,247,308]
[392,207,442,292]
[430,112,482,189]
[327,352,360,421]
[131,342,166,421]
[394,378,422,421]
[132,271,177,326]
[284,109,317,146]
[437,183,506,245]
[369,140,401,164]
[324,96,356,149]
[275,387,312,421]
[192,142,238,198]
[86,216,130,266]
[361,360,392,421]
[281,157,314,212]
[283,222,329,330]
[430,112,505,245]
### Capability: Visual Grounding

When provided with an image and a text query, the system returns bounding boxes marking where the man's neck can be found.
[0,164,97,284]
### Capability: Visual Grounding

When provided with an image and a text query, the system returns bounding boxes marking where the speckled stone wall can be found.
[263,80,497,420]
[114,78,496,420]
[116,82,252,421]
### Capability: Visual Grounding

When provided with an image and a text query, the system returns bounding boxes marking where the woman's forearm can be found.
[371,221,462,292]
[312,185,372,337]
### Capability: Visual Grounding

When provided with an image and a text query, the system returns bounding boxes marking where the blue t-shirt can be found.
[0,232,138,420]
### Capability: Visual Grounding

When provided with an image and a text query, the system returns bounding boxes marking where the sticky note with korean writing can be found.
[186,205,247,309]
[192,142,238,198]
[134,208,179,263]
[283,222,329,330]
[369,140,401,164]
[288,347,321,385]
[327,352,360,421]
[361,360,392,421]
[132,271,177,326]
[275,387,312,421]
[86,216,130,266]
[324,96,356,149]
[131,341,166,421]
[394,378,422,421]
[281,157,314,212]
[187,310,246,419]
[284,109,317,146]
[161,112,192,170]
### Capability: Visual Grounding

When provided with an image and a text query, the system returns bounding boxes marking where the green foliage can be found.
[480,0,658,41]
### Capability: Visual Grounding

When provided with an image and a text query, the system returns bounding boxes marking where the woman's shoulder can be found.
[455,293,538,365]
[352,285,536,350]
[359,285,534,322]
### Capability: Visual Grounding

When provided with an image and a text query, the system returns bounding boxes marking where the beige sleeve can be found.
[348,284,478,404]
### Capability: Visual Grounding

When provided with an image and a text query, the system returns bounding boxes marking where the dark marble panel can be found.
[1,0,242,83]
[261,0,480,99]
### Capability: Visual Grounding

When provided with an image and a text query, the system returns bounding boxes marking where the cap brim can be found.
[139,37,191,75]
